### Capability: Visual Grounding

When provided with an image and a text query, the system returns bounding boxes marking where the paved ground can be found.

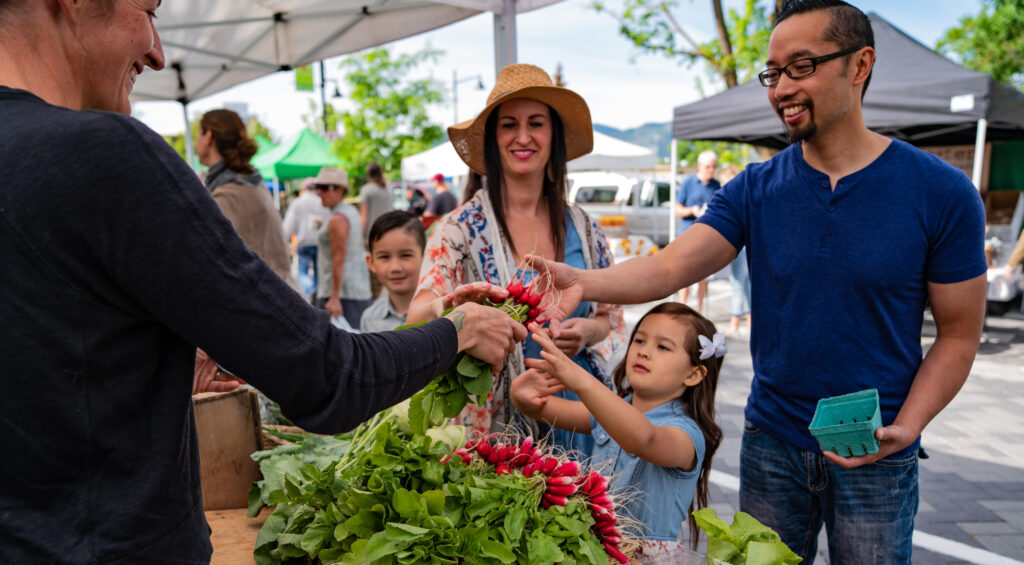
[620,278,1024,564]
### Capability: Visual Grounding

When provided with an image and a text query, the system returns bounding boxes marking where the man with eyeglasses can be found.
[531,1,986,562]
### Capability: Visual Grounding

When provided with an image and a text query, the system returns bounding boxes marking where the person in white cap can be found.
[311,167,373,329]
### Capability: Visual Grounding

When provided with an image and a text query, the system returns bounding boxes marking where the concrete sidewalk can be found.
[620,279,1024,564]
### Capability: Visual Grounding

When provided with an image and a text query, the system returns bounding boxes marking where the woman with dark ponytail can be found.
[196,109,297,290]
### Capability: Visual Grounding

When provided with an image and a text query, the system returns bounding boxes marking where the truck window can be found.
[656,182,671,206]
[575,186,619,204]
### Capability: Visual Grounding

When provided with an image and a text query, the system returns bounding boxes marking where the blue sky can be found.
[133,0,983,139]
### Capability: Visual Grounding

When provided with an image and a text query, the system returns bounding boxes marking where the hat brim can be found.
[448,85,593,175]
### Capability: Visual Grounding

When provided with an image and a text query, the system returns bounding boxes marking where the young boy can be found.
[360,211,427,333]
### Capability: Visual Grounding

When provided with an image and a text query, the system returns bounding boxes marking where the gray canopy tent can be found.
[670,12,1024,196]
[131,0,560,166]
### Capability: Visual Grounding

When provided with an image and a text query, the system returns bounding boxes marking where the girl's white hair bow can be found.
[698,332,727,360]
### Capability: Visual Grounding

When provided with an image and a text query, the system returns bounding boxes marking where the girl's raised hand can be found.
[525,323,592,392]
[510,368,565,416]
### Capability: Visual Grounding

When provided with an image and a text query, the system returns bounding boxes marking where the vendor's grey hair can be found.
[697,150,718,167]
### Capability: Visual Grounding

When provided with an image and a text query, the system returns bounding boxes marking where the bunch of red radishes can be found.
[481,270,552,327]
[448,436,629,563]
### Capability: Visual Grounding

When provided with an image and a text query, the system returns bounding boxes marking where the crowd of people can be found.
[0,0,995,563]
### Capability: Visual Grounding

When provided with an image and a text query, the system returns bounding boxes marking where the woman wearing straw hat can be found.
[409,64,626,449]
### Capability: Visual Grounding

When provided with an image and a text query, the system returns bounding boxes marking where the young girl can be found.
[511,302,724,554]
[359,211,426,333]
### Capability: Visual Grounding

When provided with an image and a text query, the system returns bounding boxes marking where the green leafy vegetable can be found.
[248,400,617,564]
[693,508,802,565]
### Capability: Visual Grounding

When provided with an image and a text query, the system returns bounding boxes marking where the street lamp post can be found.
[452,70,485,124]
[319,60,344,136]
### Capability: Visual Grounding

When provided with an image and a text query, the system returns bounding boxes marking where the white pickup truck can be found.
[567,171,674,247]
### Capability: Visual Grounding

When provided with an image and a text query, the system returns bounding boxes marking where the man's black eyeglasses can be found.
[758,46,864,87]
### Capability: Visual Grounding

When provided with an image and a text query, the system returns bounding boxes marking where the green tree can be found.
[594,0,782,164]
[936,0,1024,91]
[323,47,446,185]
[246,115,276,143]
[594,0,779,90]
[161,117,200,162]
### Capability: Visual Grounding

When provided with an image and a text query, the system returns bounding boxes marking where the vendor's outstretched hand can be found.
[446,302,527,372]
[444,281,511,309]
[524,254,584,325]
[822,423,917,469]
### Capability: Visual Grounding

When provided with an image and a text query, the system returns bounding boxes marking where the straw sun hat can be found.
[448,64,593,175]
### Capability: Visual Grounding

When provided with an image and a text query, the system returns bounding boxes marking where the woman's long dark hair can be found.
[482,102,568,261]
[200,109,257,175]
[611,302,723,549]
[462,171,484,204]
[365,162,386,187]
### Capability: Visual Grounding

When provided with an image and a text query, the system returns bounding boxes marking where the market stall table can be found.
[207,508,269,564]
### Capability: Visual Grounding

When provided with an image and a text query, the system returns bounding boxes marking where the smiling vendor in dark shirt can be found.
[0,1,525,563]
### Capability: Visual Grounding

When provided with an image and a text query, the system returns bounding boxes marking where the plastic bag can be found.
[330,316,357,333]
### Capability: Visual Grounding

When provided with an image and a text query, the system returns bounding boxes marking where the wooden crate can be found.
[193,388,263,511]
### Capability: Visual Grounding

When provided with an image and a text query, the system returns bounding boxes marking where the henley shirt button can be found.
[825,228,832,235]
[827,205,835,211]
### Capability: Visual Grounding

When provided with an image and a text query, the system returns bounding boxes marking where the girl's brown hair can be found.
[611,302,723,549]
[200,109,258,175]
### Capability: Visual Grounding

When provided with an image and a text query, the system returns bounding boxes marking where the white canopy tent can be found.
[569,131,657,172]
[132,0,561,164]
[401,131,658,180]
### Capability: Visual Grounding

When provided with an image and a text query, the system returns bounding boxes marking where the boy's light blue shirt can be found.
[359,291,407,333]
[590,398,705,541]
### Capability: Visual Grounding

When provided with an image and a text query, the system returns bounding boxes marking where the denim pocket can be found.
[872,450,919,469]
[743,420,765,437]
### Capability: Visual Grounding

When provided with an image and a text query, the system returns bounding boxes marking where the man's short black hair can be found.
[776,0,875,98]
[367,210,426,253]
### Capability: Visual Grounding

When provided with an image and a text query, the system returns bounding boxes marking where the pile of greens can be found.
[693,508,801,565]
[247,402,610,564]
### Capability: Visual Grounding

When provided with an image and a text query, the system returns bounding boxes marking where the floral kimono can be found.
[417,189,627,439]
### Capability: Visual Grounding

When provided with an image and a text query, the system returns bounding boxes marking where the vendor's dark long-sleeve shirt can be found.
[0,87,458,564]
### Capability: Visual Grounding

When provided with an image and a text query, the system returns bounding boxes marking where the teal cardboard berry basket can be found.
[808,388,881,457]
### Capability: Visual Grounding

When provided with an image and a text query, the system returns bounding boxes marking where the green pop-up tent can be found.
[251,128,345,180]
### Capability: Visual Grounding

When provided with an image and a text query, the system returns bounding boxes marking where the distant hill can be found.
[594,122,672,160]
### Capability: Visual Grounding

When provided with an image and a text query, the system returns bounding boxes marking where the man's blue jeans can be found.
[739,420,918,564]
[296,245,317,300]
[729,247,751,317]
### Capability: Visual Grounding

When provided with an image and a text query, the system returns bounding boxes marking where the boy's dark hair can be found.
[611,302,723,549]
[776,0,875,98]
[367,210,426,252]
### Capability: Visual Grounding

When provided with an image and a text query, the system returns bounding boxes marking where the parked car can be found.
[567,171,673,247]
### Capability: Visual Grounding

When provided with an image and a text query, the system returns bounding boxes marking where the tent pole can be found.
[669,138,678,243]
[272,178,281,211]
[182,102,196,170]
[493,0,517,72]
[971,118,987,191]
